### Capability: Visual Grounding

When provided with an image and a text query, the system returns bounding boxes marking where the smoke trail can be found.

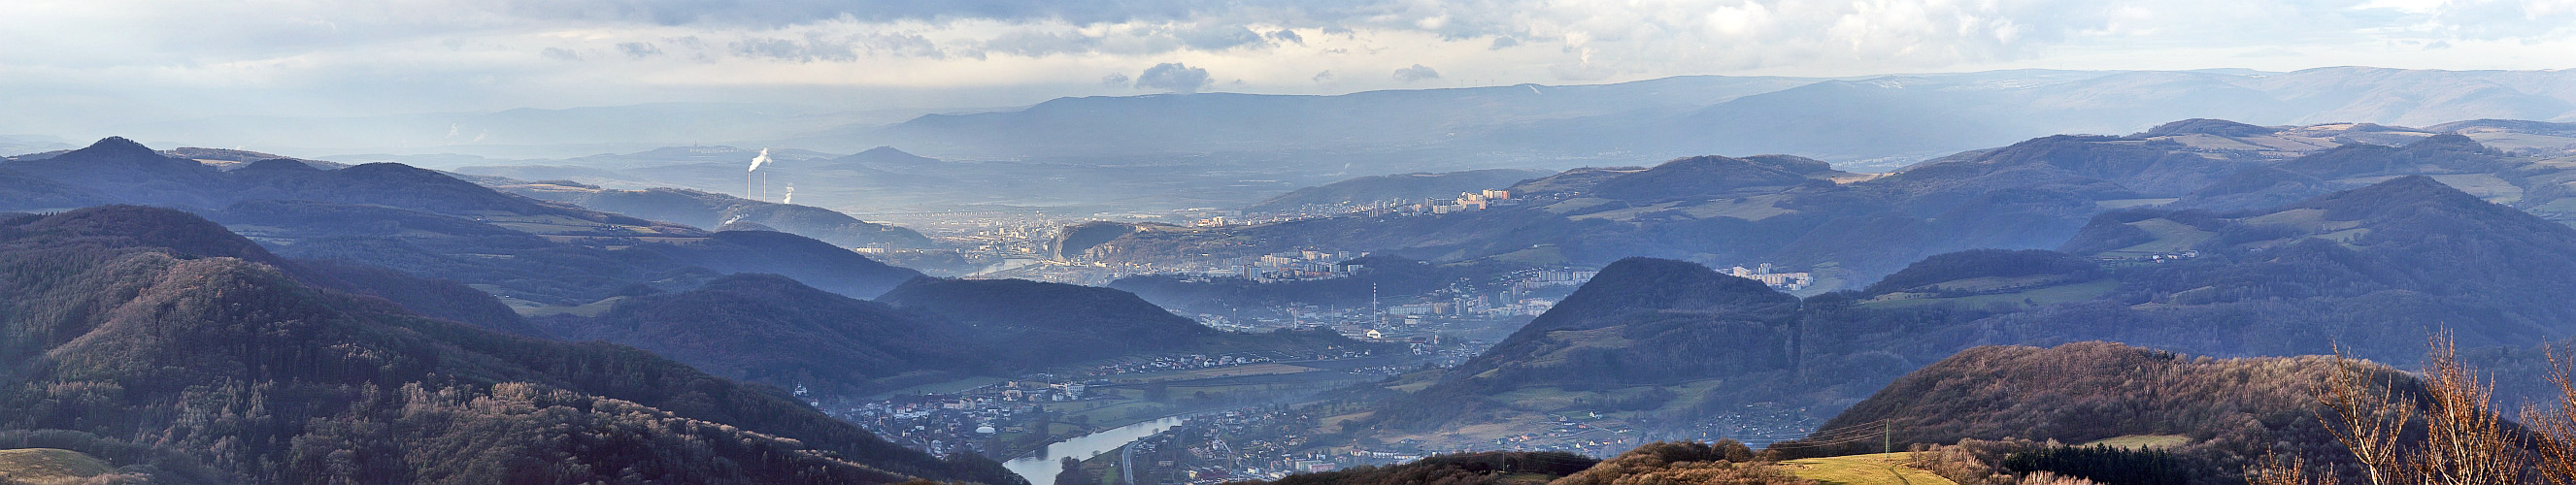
[746,147,772,172]
[783,184,794,205]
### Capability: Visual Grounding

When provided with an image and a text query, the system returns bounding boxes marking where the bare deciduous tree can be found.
[2265,334,2539,485]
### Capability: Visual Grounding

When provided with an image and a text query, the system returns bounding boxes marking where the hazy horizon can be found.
[6,0,2573,138]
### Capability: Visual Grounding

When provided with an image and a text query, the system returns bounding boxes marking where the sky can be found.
[2,0,2572,134]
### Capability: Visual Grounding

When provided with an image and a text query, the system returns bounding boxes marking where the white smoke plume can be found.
[783,184,793,205]
[746,147,772,172]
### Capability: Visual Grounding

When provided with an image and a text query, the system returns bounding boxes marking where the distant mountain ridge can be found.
[0,137,1377,404]
[1076,118,2576,290]
[798,68,2576,172]
[378,69,2576,216]
[497,182,935,248]
[0,137,928,307]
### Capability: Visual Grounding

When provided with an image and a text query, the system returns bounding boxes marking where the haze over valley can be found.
[9,1,2576,484]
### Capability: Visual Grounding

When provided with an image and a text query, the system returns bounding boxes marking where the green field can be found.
[2095,198,2180,210]
[513,295,628,317]
[2336,174,2525,204]
[0,448,115,482]
[1057,401,1178,427]
[1859,279,2118,309]
[2082,435,2191,450]
[1679,194,1797,221]
[1483,380,1727,415]
[1483,244,1571,266]
[1104,363,1317,383]
[867,376,1009,400]
[1778,453,1959,485]
[2101,218,2215,256]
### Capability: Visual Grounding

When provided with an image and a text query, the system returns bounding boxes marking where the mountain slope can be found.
[878,277,1379,369]
[533,274,984,396]
[0,168,115,211]
[2043,175,2576,352]
[877,277,1219,367]
[0,206,1020,484]
[0,137,230,208]
[1806,342,2391,453]
[1352,176,2576,447]
[831,146,943,169]
[289,258,551,338]
[1589,155,1842,202]
[1364,258,1804,432]
[625,230,924,299]
[499,182,934,248]
[1779,342,2434,483]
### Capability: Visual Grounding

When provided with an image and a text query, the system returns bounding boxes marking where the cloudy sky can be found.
[3,0,2571,133]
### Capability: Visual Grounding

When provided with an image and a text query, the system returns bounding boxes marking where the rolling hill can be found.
[0,448,117,483]
[1801,342,2380,456]
[878,277,1386,370]
[531,273,1388,398]
[1778,341,2437,483]
[495,182,935,248]
[0,206,1020,484]
[531,274,987,397]
[1345,176,2576,450]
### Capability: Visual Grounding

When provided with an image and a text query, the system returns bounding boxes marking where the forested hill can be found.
[533,273,990,397]
[498,182,936,248]
[1785,342,2429,482]
[878,277,1389,370]
[2037,175,2576,353]
[1350,176,2576,448]
[1356,257,1811,434]
[0,206,1020,485]
[527,273,1389,397]
[1440,256,1801,389]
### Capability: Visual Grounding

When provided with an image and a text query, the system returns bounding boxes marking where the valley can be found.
[10,65,2576,485]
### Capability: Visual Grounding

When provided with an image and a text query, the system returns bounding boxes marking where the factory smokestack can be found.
[744,147,772,198]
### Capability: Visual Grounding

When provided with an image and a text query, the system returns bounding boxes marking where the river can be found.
[1002,415,1188,485]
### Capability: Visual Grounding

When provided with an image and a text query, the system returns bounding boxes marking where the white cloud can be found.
[1392,64,1440,82]
[1133,62,1213,93]
[1,0,2574,132]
